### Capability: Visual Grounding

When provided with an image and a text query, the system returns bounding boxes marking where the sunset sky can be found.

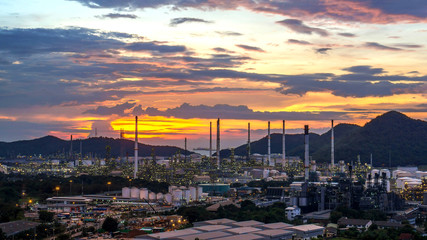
[0,0,426,149]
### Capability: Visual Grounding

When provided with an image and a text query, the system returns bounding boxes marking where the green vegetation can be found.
[330,206,387,224]
[177,201,297,224]
[102,217,118,233]
[337,224,427,240]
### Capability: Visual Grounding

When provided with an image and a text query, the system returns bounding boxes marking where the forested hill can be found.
[0,136,191,158]
[220,111,427,167]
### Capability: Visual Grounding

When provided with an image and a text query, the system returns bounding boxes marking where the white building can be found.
[285,206,301,221]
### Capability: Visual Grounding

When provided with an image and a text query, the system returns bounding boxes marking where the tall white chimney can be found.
[268,121,272,166]
[134,116,138,179]
[282,120,286,166]
[247,122,251,162]
[216,118,220,169]
[331,120,335,168]
[209,122,212,162]
[304,125,309,181]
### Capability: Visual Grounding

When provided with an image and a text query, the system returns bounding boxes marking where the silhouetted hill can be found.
[326,111,427,167]
[0,136,190,158]
[221,111,426,167]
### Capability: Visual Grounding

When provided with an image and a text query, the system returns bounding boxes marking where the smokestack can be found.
[370,153,373,167]
[184,137,187,163]
[268,121,272,166]
[70,135,73,159]
[304,125,309,181]
[247,122,251,162]
[331,120,334,168]
[282,120,286,166]
[80,140,82,159]
[209,122,212,162]
[216,118,220,169]
[134,116,138,179]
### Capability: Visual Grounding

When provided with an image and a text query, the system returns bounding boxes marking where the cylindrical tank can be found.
[148,192,156,201]
[263,169,269,179]
[168,185,177,193]
[122,187,131,198]
[310,160,316,172]
[386,180,391,192]
[339,160,345,172]
[179,186,187,190]
[380,169,390,179]
[270,170,278,176]
[139,188,149,200]
[131,187,140,198]
[197,186,203,200]
[189,187,197,201]
[172,189,183,201]
[183,189,191,202]
[371,169,380,177]
[164,193,172,204]
[156,192,164,200]
[299,197,308,207]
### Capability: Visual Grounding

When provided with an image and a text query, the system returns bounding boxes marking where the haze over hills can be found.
[0,111,425,166]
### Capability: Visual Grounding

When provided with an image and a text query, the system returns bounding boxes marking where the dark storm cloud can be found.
[132,103,350,120]
[83,101,136,116]
[276,19,329,36]
[235,44,265,52]
[343,65,385,75]
[98,13,138,19]
[364,42,402,51]
[70,0,427,23]
[287,39,311,45]
[316,48,332,54]
[125,42,187,53]
[0,27,127,56]
[169,17,212,26]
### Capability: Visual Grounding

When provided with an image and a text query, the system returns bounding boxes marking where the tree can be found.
[102,217,118,233]
[39,210,54,222]
[0,228,6,240]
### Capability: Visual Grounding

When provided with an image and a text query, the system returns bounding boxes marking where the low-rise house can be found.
[337,217,372,230]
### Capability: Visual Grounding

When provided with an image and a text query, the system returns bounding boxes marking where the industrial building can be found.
[135,218,324,240]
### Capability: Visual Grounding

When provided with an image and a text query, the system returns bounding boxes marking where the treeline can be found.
[177,201,298,225]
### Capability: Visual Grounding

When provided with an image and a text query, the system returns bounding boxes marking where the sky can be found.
[0,0,426,149]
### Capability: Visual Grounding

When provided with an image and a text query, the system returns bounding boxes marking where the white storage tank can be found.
[149,192,157,201]
[164,193,173,204]
[380,169,391,179]
[131,187,140,199]
[122,187,131,198]
[172,189,183,201]
[197,186,203,200]
[156,192,164,200]
[139,188,149,200]
[263,169,270,179]
[168,185,177,193]
[371,169,380,178]
[183,189,191,202]
[189,187,197,201]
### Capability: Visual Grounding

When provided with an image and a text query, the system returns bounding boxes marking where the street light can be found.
[55,186,60,196]
[107,181,111,193]
[69,180,73,195]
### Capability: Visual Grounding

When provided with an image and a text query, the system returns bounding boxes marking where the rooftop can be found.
[231,220,263,228]
[0,220,40,237]
[260,222,293,229]
[226,227,261,235]
[288,224,324,233]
